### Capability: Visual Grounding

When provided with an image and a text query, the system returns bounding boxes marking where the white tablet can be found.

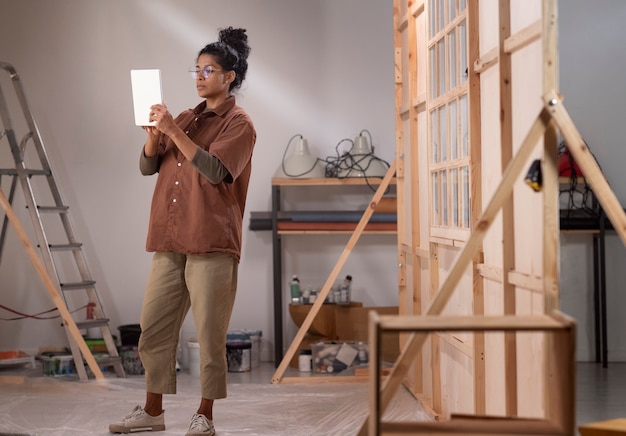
[130,69,163,126]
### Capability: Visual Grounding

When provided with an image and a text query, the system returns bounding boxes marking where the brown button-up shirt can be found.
[140,97,256,261]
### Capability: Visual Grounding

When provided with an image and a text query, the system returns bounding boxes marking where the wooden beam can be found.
[467,0,485,416]
[498,0,518,416]
[369,311,574,436]
[545,90,626,246]
[378,314,567,332]
[503,19,542,54]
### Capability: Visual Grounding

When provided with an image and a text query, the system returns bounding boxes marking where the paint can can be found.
[226,340,251,373]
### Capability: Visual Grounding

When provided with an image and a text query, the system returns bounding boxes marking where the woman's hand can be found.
[150,103,178,137]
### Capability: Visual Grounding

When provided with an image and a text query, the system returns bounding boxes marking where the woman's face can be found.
[194,54,232,101]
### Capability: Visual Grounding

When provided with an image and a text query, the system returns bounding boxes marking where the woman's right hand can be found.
[142,125,159,136]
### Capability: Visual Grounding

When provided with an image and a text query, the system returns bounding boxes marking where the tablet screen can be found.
[130,69,163,126]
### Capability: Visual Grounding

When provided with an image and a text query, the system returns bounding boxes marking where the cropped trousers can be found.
[138,251,238,399]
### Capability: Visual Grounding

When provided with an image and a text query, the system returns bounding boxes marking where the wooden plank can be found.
[369,311,382,436]
[547,311,576,434]
[498,0,518,417]
[378,314,565,332]
[380,418,562,435]
[545,91,626,246]
[271,161,397,384]
[473,47,498,74]
[279,375,368,384]
[542,3,562,428]
[0,187,104,380]
[467,0,485,415]
[503,20,542,54]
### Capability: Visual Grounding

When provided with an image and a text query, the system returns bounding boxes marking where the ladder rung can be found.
[75,318,110,329]
[94,355,123,367]
[37,205,69,213]
[60,280,96,290]
[49,243,83,251]
[1,168,51,176]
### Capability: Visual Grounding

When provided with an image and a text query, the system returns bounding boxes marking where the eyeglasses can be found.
[189,66,223,79]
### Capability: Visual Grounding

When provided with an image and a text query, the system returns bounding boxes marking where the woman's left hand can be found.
[150,103,177,137]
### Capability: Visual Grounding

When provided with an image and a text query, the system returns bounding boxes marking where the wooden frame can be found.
[368,310,576,435]
[357,91,626,434]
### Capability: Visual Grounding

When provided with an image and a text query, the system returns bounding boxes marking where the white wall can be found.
[0,0,397,364]
[559,0,626,361]
[2,0,624,365]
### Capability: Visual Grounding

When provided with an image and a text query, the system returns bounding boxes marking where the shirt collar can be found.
[193,96,236,117]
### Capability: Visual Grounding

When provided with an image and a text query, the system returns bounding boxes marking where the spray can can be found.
[290,275,301,304]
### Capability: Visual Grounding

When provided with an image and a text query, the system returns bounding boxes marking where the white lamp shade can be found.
[337,135,389,178]
[274,137,325,178]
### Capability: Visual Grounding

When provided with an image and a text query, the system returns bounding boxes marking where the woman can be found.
[109,27,255,436]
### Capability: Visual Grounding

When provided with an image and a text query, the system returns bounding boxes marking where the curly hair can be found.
[198,27,250,92]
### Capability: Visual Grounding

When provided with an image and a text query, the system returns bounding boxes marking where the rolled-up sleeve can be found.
[140,147,160,175]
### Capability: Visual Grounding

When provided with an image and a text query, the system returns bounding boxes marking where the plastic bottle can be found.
[339,275,352,304]
[298,349,312,372]
[289,275,301,304]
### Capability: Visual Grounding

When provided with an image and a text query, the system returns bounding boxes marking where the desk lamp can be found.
[274,135,325,178]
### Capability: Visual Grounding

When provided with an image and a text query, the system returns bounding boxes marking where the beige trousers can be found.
[138,252,238,399]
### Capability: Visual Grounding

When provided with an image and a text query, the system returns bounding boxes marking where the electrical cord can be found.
[0,303,89,321]
[559,139,601,218]
[322,130,392,191]
[277,130,393,191]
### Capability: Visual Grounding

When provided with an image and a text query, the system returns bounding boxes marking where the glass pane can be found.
[438,39,445,96]
[451,168,459,227]
[431,110,438,163]
[462,166,470,228]
[449,29,457,90]
[429,46,437,99]
[438,0,445,31]
[460,94,468,157]
[459,20,467,83]
[439,106,447,162]
[432,172,440,226]
[459,0,466,12]
[442,169,448,226]
[448,0,456,23]
[429,0,436,38]
[450,100,457,160]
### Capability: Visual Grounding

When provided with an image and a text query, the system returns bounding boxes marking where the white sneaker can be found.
[185,413,215,435]
[109,405,165,433]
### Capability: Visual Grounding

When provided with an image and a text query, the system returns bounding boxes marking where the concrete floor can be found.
[0,360,624,435]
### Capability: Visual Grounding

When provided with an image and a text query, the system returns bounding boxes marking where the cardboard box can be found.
[579,419,626,436]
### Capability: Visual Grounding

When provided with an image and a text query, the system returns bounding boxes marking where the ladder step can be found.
[37,205,69,213]
[49,242,83,251]
[94,355,123,368]
[75,318,110,329]
[0,168,50,176]
[60,280,96,290]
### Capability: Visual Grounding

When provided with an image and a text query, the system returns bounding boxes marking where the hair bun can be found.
[219,27,250,60]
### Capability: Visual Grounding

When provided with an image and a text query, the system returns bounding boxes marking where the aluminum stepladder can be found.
[0,61,125,380]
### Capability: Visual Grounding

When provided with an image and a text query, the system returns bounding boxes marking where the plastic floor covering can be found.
[0,362,431,435]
